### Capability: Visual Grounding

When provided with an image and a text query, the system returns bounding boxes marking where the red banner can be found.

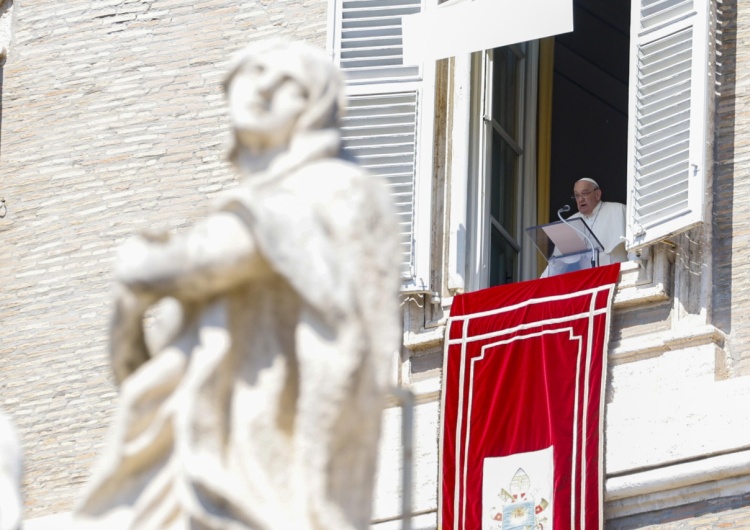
[440,265,620,530]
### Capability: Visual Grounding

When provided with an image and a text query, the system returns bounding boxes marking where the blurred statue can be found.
[0,410,22,530]
[73,39,401,530]
[0,0,15,63]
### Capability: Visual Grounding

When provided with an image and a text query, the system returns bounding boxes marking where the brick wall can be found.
[0,0,327,517]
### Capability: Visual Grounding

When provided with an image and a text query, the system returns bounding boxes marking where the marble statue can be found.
[73,39,402,530]
[0,410,22,530]
[0,0,14,62]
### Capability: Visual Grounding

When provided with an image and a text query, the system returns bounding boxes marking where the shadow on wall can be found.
[711,0,737,344]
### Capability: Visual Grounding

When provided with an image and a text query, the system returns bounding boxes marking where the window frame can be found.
[463,42,540,292]
[451,0,715,292]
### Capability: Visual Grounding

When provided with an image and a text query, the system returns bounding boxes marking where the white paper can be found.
[542,222,591,255]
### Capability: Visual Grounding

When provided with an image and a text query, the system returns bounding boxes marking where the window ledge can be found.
[404,324,445,351]
[605,449,750,520]
[404,246,676,352]
[613,248,671,309]
[609,324,725,364]
[613,278,670,309]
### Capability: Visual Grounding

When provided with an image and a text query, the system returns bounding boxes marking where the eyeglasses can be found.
[571,188,599,201]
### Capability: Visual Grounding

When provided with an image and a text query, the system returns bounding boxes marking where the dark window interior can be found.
[548,0,631,220]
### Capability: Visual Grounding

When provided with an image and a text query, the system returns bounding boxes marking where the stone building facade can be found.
[0,0,329,520]
[2,0,750,528]
[358,0,750,528]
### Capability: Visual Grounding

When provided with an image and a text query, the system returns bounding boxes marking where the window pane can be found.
[489,128,520,286]
[492,46,522,140]
[490,131,519,233]
[490,225,519,286]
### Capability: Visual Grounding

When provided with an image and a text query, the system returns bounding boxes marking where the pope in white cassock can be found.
[567,177,627,265]
[541,177,626,277]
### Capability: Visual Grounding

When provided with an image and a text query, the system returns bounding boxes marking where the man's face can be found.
[573,181,602,216]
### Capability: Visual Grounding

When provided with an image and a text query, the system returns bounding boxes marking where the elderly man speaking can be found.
[568,177,627,265]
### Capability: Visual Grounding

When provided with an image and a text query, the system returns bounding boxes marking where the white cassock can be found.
[542,201,627,277]
[568,201,627,265]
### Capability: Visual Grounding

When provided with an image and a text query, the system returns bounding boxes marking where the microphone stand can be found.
[557,205,598,269]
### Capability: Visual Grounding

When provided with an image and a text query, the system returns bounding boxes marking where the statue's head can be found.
[224,39,346,159]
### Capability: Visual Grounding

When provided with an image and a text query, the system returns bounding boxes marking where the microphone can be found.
[556,204,597,268]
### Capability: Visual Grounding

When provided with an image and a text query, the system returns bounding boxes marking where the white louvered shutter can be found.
[331,0,435,290]
[625,0,712,249]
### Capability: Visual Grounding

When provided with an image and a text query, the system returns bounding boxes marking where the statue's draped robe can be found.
[73,133,402,530]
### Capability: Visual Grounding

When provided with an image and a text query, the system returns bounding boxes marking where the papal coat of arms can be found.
[483,447,554,530]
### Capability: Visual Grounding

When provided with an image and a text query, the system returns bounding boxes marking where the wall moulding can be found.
[605,449,750,520]
[613,244,671,310]
[609,324,726,366]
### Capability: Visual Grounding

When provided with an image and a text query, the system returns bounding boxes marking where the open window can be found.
[329,0,713,294]
[439,0,712,291]
[462,1,631,290]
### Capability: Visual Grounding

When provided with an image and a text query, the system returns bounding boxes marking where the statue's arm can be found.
[109,210,264,383]
[115,210,266,301]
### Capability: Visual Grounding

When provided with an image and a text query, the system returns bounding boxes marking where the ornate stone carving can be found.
[73,40,401,530]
